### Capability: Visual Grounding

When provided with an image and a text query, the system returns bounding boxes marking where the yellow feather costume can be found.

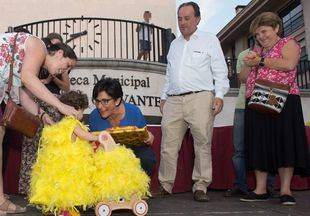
[29,116,150,214]
[29,117,96,213]
[92,145,150,201]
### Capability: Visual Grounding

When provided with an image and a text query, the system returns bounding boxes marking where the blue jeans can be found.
[130,146,156,177]
[233,109,275,191]
[232,109,248,191]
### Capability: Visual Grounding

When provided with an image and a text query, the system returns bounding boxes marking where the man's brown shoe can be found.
[193,190,210,202]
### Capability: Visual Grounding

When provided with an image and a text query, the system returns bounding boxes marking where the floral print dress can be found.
[0,32,30,105]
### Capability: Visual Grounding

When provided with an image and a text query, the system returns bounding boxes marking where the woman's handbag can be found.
[248,79,290,114]
[2,98,41,137]
[0,33,41,137]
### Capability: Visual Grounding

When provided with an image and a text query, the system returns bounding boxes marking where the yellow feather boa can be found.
[93,146,150,201]
[29,116,150,214]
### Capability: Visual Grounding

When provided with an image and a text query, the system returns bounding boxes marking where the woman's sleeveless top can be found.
[246,37,300,98]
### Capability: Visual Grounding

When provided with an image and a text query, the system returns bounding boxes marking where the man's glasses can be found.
[93,98,113,106]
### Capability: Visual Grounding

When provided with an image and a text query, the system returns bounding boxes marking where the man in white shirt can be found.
[158,1,229,202]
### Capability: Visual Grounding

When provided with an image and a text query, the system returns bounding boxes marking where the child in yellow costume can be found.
[29,90,150,215]
[29,91,98,214]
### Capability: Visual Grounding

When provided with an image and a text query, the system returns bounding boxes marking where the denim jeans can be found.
[233,109,275,191]
[232,109,248,191]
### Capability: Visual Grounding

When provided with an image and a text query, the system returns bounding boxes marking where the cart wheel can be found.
[133,200,148,216]
[96,203,111,216]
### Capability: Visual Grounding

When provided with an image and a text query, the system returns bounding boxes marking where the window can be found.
[279,0,304,36]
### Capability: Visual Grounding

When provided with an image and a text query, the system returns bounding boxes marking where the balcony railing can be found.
[226,58,310,89]
[12,17,174,63]
[297,60,310,89]
[282,10,304,37]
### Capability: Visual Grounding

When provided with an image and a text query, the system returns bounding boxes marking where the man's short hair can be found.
[178,1,200,17]
[144,10,151,17]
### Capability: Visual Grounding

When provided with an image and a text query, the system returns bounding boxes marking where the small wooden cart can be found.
[95,194,148,216]
[95,131,149,216]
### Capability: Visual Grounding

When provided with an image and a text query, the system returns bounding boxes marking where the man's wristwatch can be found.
[258,57,265,67]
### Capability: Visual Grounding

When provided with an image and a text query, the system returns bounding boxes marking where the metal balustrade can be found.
[12,16,173,63]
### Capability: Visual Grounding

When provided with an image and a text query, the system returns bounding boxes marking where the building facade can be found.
[218,0,309,60]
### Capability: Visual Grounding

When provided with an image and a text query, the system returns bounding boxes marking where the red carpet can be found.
[4,126,310,194]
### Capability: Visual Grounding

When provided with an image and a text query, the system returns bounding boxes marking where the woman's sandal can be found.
[0,199,26,214]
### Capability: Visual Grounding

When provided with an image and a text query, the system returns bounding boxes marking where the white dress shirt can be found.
[161,30,229,100]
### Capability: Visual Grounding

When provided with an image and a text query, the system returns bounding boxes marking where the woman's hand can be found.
[57,103,79,117]
[42,113,55,125]
[144,130,154,145]
[41,75,53,84]
[245,51,257,59]
[244,51,260,67]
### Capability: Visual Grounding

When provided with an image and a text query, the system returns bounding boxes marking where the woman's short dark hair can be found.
[59,90,89,110]
[41,37,52,47]
[92,77,123,101]
[250,12,283,37]
[178,1,200,17]
[46,42,77,61]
